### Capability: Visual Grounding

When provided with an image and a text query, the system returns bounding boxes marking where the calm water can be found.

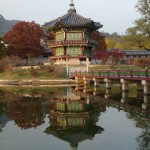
[0,86,149,150]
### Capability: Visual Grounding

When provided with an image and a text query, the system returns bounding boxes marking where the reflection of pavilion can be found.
[45,96,105,150]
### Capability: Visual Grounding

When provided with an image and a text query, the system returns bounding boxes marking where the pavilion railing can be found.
[48,39,96,47]
[70,69,150,78]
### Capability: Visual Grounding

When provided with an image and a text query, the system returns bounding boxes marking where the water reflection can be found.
[7,97,49,129]
[127,112,150,150]
[0,86,149,150]
[72,86,150,150]
[0,87,63,130]
[0,100,8,133]
[45,94,105,150]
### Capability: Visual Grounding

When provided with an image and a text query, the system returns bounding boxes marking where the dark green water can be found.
[0,86,149,150]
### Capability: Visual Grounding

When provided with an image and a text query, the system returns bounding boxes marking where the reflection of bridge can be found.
[72,88,150,119]
[70,69,150,95]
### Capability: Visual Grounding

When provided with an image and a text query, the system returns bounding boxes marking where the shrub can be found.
[40,65,54,73]
[132,58,150,69]
[0,57,13,72]
[54,65,66,77]
[0,56,22,72]
[30,66,38,77]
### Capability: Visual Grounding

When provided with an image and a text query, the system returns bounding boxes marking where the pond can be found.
[0,86,149,150]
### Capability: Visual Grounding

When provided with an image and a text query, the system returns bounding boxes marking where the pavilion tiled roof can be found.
[45,125,104,146]
[44,1,103,31]
[120,50,150,55]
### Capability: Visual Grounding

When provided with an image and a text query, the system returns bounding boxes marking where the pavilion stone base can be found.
[55,58,80,65]
[68,58,80,65]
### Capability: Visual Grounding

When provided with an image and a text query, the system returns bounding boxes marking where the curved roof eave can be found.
[44,12,103,31]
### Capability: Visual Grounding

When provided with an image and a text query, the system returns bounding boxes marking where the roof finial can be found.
[68,0,76,13]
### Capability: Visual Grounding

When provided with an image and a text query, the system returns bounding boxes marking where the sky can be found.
[0,0,140,34]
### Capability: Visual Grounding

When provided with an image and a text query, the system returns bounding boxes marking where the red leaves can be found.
[110,50,125,58]
[90,31,107,52]
[96,50,125,60]
[5,21,44,59]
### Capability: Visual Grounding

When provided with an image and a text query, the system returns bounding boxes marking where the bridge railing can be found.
[71,69,150,78]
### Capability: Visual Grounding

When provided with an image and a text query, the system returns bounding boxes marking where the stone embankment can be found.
[0,79,76,86]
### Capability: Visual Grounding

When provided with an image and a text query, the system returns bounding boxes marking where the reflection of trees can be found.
[0,101,7,116]
[0,100,7,133]
[0,87,68,130]
[7,97,50,129]
[136,119,150,150]
[126,113,150,150]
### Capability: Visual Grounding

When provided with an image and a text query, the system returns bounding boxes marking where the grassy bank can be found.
[0,64,143,80]
[0,65,67,80]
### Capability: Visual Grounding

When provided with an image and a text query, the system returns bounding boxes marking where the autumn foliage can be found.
[96,50,125,64]
[132,58,150,69]
[5,21,44,59]
[90,31,107,52]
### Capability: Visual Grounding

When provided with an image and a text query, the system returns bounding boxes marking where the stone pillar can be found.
[93,78,100,87]
[75,77,84,84]
[105,88,112,99]
[104,78,113,89]
[120,79,129,92]
[121,91,129,104]
[142,95,150,110]
[93,86,99,95]
[104,78,113,98]
[142,80,150,95]
[83,77,91,86]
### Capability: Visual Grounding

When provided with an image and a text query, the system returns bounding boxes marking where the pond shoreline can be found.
[0,79,76,86]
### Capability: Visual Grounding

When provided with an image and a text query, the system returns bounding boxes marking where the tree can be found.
[105,38,113,50]
[90,31,107,53]
[5,21,45,60]
[96,50,125,64]
[125,0,150,50]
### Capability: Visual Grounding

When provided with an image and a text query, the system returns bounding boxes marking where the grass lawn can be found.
[0,64,143,80]
[0,66,67,80]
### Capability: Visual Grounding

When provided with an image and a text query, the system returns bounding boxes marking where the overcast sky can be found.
[0,0,140,34]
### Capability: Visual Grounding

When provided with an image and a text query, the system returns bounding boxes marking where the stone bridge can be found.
[70,69,150,95]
